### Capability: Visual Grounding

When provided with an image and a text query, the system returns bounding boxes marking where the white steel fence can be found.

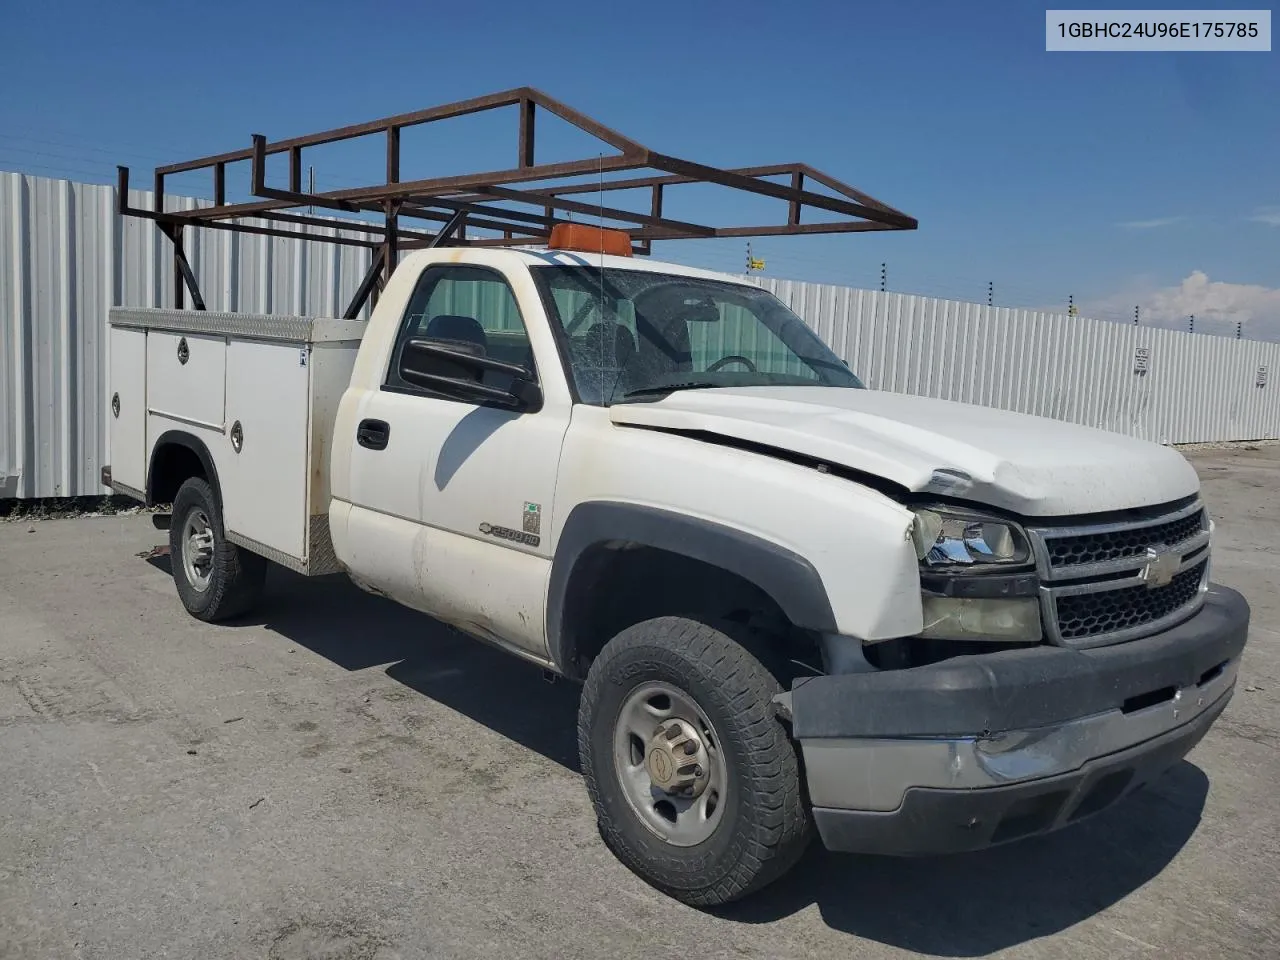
[1,173,371,499]
[2,171,1277,499]
[752,278,1280,447]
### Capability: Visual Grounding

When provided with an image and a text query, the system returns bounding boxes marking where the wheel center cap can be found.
[645,719,711,798]
[648,747,674,785]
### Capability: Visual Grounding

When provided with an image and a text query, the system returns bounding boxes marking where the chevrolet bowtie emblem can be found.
[1139,544,1179,588]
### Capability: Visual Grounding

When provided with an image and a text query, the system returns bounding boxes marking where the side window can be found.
[385,265,536,396]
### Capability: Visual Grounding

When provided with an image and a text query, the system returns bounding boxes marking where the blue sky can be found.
[1,1,1276,334]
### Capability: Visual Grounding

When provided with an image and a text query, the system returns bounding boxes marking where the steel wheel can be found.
[181,507,215,593]
[612,680,729,847]
[581,617,813,905]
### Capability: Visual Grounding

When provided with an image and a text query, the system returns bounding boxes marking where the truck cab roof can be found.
[397,246,748,285]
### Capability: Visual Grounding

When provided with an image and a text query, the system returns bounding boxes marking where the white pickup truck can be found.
[104,232,1251,906]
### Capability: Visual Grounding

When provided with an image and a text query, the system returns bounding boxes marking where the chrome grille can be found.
[1029,500,1211,648]
[1055,559,1208,641]
[1045,509,1205,569]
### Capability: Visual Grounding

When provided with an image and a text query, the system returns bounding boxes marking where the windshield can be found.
[531,266,863,404]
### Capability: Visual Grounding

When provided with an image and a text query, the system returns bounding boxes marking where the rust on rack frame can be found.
[117,86,917,315]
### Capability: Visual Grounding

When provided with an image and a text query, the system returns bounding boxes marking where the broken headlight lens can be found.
[920,596,1041,641]
[910,508,1031,567]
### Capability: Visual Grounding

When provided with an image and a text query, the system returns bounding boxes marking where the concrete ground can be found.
[1,446,1277,960]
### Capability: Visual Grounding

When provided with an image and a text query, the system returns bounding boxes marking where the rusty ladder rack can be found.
[117,86,917,318]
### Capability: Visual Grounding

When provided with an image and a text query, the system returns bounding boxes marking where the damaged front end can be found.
[784,496,1249,856]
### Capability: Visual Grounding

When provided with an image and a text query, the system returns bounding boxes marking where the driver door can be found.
[343,263,570,657]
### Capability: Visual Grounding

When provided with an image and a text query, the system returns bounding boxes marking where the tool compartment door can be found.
[145,331,227,431]
[108,326,148,495]
[222,339,310,562]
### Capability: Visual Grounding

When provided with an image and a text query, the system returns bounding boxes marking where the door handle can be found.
[357,418,390,451]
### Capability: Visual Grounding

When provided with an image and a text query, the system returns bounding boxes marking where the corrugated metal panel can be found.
[754,276,1280,446]
[1,172,374,498]
[3,171,1279,499]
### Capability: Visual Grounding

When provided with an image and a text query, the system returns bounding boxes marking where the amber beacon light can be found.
[547,223,633,257]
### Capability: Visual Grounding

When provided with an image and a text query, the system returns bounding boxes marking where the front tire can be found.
[170,477,266,622]
[578,617,811,906]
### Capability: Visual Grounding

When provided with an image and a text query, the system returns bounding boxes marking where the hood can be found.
[608,387,1200,516]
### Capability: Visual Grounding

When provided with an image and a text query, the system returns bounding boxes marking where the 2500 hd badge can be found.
[478,521,540,548]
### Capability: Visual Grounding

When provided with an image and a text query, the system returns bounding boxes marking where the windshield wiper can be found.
[618,381,721,401]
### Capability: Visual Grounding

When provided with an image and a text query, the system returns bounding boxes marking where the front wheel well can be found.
[555,543,822,684]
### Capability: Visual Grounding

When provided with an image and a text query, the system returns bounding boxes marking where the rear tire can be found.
[578,616,811,907]
[169,477,266,622]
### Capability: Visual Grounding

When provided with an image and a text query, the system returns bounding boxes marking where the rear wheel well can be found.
[557,543,821,683]
[148,438,213,505]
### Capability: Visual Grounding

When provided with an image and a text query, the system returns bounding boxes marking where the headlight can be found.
[911,506,1040,642]
[911,507,1031,567]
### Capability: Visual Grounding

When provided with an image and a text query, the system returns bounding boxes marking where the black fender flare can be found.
[147,430,222,506]
[546,501,837,675]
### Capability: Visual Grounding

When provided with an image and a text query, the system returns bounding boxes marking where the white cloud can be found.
[1079,271,1280,340]
[1117,216,1184,230]
[1249,206,1280,227]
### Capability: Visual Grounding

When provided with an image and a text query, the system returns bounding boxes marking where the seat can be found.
[630,293,695,389]
[582,321,636,368]
[572,321,637,402]
[425,314,488,357]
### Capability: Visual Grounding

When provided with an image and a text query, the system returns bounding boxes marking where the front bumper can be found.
[792,584,1249,856]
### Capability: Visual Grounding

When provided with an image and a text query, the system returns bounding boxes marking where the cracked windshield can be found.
[531,266,864,404]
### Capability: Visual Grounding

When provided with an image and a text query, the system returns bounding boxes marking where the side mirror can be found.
[507,376,544,411]
[399,339,542,412]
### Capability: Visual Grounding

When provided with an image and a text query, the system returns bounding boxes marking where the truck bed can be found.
[108,308,367,575]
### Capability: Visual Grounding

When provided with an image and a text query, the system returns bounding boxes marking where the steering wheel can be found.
[706,354,757,373]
